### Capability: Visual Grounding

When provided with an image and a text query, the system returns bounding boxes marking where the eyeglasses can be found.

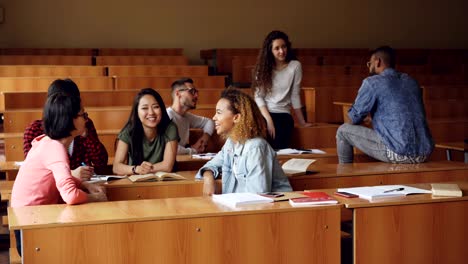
[77,112,88,120]
[179,87,199,95]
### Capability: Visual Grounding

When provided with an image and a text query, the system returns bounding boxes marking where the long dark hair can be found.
[251,30,296,94]
[121,88,171,165]
[43,92,81,139]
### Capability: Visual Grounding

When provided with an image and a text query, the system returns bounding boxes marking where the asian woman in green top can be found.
[113,88,180,175]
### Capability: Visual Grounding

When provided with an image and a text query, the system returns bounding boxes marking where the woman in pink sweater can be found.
[11,92,107,256]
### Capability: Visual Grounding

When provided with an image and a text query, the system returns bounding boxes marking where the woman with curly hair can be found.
[252,30,312,149]
[197,88,292,195]
[113,88,179,175]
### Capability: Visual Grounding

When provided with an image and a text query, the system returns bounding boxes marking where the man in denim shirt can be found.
[336,46,434,163]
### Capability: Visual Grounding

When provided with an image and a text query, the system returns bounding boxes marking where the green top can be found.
[118,121,180,165]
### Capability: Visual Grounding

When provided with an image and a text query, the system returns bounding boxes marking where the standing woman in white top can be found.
[252,30,312,149]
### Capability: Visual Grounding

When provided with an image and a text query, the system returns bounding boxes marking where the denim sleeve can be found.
[348,79,376,124]
[196,148,225,179]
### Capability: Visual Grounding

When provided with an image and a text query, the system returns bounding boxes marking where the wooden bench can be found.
[0,65,106,77]
[424,99,468,119]
[231,56,321,86]
[2,126,225,163]
[422,85,468,101]
[0,48,94,56]
[107,65,208,77]
[0,88,225,111]
[0,55,93,65]
[113,76,226,90]
[98,48,183,56]
[435,142,468,163]
[95,55,189,65]
[0,77,113,92]
[289,161,468,190]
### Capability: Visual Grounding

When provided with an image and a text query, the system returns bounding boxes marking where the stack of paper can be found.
[212,193,274,207]
[431,183,463,197]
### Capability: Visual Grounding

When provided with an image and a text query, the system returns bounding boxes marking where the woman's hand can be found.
[71,166,94,181]
[266,120,276,139]
[202,171,216,196]
[135,161,153,174]
[81,182,107,202]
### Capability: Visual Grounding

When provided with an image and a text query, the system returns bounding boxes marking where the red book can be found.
[289,192,338,207]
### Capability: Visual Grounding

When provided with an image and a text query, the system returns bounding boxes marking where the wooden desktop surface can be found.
[9,197,342,264]
[309,181,468,264]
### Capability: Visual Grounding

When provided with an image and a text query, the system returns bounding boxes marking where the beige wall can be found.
[0,0,467,63]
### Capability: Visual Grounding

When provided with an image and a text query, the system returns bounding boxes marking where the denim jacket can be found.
[348,68,434,156]
[196,137,292,194]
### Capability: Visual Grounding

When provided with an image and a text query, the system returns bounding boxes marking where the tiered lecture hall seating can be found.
[2,47,468,264]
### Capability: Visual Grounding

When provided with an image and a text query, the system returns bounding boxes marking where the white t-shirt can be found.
[166,107,215,154]
[254,60,303,114]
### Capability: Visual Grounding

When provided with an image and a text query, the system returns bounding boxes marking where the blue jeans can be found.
[336,123,428,164]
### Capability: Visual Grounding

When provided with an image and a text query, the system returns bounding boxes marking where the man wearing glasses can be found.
[336,46,434,164]
[167,78,214,154]
[23,79,108,178]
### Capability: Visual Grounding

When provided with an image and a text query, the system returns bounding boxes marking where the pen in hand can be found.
[383,187,404,193]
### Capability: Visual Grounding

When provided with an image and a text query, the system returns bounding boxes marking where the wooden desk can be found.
[336,182,468,264]
[290,161,468,190]
[435,142,468,163]
[9,197,341,264]
[104,171,224,201]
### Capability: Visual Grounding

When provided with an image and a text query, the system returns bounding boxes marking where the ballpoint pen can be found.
[383,187,404,193]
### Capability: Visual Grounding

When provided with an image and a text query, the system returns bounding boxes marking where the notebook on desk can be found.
[337,185,432,201]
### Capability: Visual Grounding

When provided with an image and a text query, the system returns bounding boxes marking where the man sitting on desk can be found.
[167,78,215,154]
[336,46,434,164]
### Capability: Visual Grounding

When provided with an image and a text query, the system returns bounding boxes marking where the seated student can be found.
[167,78,214,154]
[336,46,434,164]
[11,92,108,256]
[113,88,179,175]
[23,79,108,178]
[196,88,292,195]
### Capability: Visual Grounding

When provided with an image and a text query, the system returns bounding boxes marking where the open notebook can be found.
[337,185,432,201]
[128,172,186,182]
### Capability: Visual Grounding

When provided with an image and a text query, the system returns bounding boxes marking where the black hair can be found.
[171,78,194,92]
[371,46,396,68]
[43,92,82,139]
[47,79,81,98]
[121,88,171,165]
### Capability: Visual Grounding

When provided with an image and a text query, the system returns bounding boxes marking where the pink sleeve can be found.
[44,143,88,205]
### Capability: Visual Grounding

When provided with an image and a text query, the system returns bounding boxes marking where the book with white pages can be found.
[87,175,127,184]
[277,148,326,155]
[337,185,432,201]
[212,193,274,207]
[281,158,316,176]
[191,153,217,160]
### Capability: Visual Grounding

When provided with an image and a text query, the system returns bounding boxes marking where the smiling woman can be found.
[252,30,312,150]
[196,88,292,195]
[113,88,180,175]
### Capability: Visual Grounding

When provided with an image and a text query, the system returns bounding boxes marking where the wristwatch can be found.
[132,165,137,174]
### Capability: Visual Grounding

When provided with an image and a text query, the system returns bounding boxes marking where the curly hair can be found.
[221,88,267,143]
[251,30,296,95]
